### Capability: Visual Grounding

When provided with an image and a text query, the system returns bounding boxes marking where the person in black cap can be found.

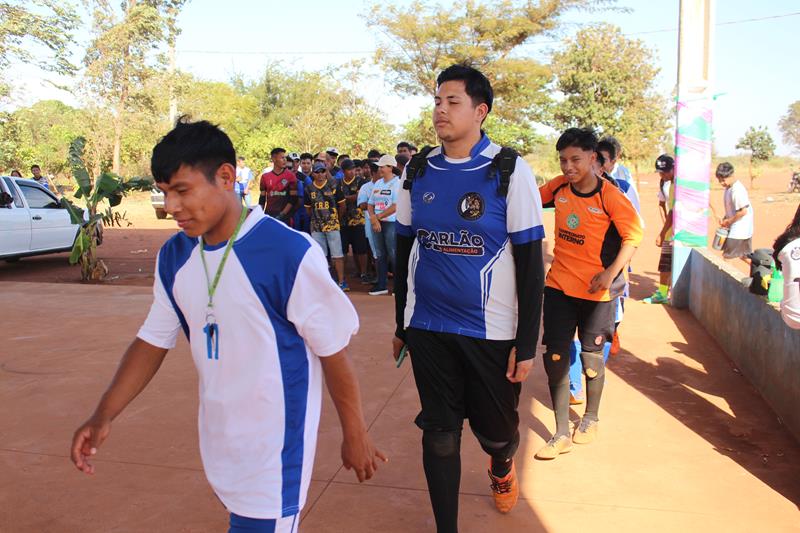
[339,158,370,284]
[646,154,675,304]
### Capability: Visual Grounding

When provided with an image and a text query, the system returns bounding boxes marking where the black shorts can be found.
[341,225,368,255]
[658,242,673,273]
[406,328,520,444]
[542,287,616,356]
[722,237,752,259]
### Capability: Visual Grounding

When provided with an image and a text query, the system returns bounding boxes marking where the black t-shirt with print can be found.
[304,178,345,232]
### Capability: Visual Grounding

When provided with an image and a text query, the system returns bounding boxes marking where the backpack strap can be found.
[490,147,518,197]
[402,145,435,191]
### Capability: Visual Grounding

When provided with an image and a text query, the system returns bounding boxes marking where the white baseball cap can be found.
[377,154,397,167]
[325,147,339,156]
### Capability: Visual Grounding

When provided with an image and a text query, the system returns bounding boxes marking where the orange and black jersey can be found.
[540,175,643,302]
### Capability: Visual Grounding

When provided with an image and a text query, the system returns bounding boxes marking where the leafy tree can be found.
[778,101,800,154]
[735,126,776,187]
[550,23,669,174]
[366,0,616,128]
[0,0,79,96]
[83,0,189,174]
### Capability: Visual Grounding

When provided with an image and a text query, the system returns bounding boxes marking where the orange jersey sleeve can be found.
[539,175,567,207]
[604,184,644,248]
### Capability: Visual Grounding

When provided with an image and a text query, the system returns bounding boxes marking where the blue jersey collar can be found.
[440,131,491,160]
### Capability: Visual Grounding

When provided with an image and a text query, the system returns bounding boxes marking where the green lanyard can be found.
[199,206,249,317]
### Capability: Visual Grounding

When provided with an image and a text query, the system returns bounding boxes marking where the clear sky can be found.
[8,0,800,155]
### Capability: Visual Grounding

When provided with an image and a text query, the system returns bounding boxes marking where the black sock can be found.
[549,382,571,437]
[422,432,461,533]
[490,457,512,478]
[584,371,605,422]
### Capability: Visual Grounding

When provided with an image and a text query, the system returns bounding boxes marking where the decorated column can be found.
[671,0,716,308]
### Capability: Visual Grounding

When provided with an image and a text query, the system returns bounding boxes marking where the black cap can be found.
[655,154,674,172]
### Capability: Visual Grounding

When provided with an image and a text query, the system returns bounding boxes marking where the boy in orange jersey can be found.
[535,128,643,460]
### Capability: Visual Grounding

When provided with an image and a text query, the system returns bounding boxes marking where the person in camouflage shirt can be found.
[304,162,348,291]
[339,158,369,284]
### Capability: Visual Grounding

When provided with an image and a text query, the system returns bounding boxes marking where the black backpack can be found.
[402,145,518,197]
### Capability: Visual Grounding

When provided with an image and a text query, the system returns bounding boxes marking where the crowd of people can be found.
[66,62,799,533]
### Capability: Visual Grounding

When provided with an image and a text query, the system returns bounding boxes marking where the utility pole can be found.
[671,0,716,308]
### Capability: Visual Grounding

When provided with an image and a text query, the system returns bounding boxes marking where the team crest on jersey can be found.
[567,213,580,229]
[558,196,568,203]
[423,192,435,204]
[417,228,485,256]
[587,206,602,214]
[791,246,800,261]
[281,179,288,186]
[458,192,484,221]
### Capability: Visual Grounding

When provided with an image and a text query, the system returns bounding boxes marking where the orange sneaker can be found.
[610,330,620,356]
[488,460,519,514]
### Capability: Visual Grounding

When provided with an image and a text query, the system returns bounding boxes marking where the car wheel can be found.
[155,208,167,220]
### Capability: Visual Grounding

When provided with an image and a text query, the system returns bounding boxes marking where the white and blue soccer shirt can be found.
[368,177,400,222]
[396,134,545,340]
[136,208,359,519]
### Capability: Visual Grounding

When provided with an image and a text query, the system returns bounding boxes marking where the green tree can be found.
[366,0,615,128]
[83,0,189,174]
[550,23,669,175]
[736,126,776,187]
[778,101,800,154]
[1,100,88,178]
[0,0,79,97]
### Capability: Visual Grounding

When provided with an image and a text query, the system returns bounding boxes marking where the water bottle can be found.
[768,266,784,303]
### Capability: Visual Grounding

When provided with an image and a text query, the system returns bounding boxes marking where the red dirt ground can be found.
[1,168,799,532]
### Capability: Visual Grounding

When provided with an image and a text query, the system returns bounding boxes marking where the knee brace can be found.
[472,428,520,461]
[580,351,606,380]
[422,430,461,459]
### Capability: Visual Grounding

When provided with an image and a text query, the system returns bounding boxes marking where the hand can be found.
[655,234,663,247]
[506,348,533,383]
[588,268,615,294]
[372,220,382,233]
[720,218,730,228]
[341,428,388,482]
[392,336,407,362]
[70,414,112,475]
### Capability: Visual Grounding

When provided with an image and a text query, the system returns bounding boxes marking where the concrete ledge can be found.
[684,247,800,441]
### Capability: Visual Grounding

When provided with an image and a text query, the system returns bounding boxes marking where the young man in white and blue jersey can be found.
[70,119,386,533]
[393,65,545,532]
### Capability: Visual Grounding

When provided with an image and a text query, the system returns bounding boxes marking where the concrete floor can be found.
[1,280,799,532]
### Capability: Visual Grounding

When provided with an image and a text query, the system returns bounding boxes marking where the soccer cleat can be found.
[488,461,519,514]
[535,435,572,460]
[338,281,350,292]
[572,417,599,445]
[569,392,584,405]
[610,331,620,356]
[643,291,669,304]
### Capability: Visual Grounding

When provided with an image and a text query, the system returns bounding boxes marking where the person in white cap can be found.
[366,154,400,295]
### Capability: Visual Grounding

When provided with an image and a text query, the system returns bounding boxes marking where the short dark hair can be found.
[396,141,411,150]
[270,147,286,158]
[436,64,493,113]
[237,156,246,162]
[300,152,313,161]
[30,164,40,171]
[556,127,598,152]
[601,136,622,159]
[151,118,235,183]
[596,138,617,161]
[367,149,382,159]
[337,153,350,162]
[595,149,607,167]
[716,162,735,178]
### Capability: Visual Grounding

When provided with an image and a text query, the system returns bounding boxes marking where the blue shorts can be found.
[229,512,299,533]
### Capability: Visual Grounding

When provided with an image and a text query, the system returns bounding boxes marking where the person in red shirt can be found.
[259,147,298,225]
[536,128,643,460]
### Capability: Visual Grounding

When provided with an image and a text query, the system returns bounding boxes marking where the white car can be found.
[0,176,84,262]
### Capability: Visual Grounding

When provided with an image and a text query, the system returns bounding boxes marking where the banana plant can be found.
[61,137,151,281]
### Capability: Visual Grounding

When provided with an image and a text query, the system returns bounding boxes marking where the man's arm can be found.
[376,205,397,219]
[393,233,414,347]
[71,338,168,475]
[320,350,388,482]
[721,207,748,228]
[511,240,544,364]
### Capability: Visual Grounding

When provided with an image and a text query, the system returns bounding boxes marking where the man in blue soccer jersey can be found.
[393,65,545,532]
[70,119,386,533]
